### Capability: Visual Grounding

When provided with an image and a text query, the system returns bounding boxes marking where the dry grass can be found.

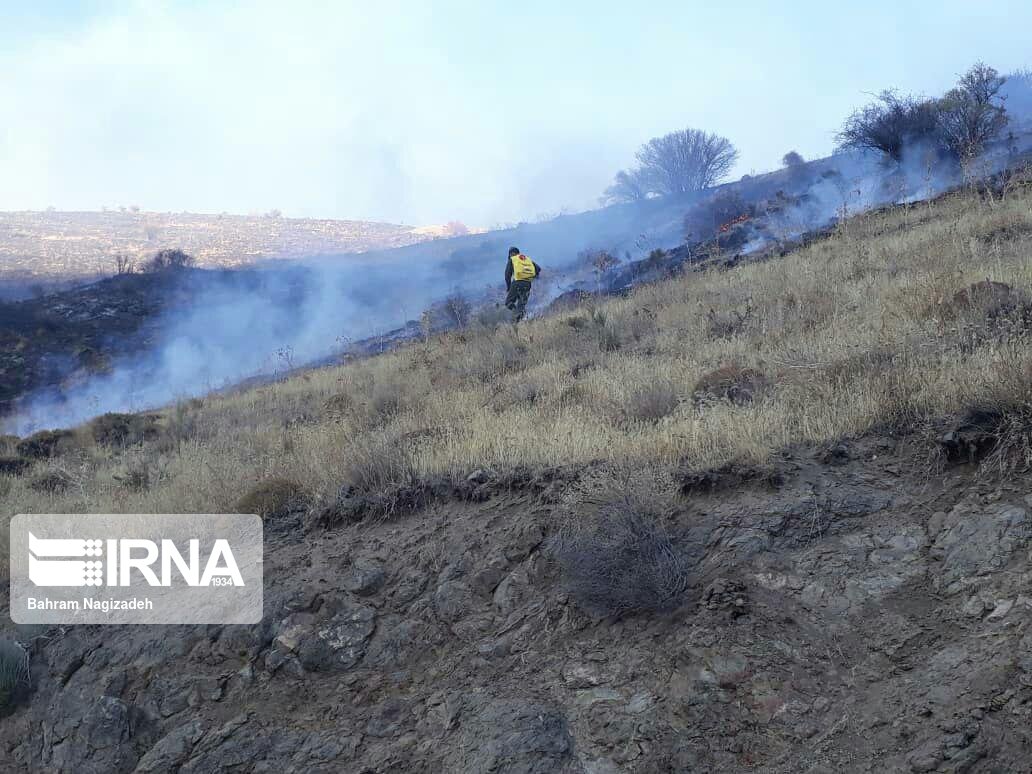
[5,182,1032,571]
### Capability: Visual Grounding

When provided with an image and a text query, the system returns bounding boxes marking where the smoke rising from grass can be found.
[6,129,1032,436]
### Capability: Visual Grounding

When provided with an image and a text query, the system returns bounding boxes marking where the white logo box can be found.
[10,514,263,625]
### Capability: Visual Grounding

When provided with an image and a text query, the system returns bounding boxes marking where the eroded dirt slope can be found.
[3,431,1032,773]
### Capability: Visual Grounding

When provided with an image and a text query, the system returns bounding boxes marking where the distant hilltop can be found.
[0,209,478,291]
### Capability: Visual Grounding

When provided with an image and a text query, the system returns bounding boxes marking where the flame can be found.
[718,214,750,233]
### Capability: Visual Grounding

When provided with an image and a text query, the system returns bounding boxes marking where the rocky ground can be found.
[3,426,1032,773]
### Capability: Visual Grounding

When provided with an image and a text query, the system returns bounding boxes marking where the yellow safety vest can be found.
[511,254,537,281]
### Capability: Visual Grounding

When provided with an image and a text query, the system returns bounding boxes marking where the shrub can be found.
[837,90,939,162]
[143,248,195,273]
[16,429,75,459]
[441,295,472,328]
[601,169,651,205]
[782,151,805,167]
[28,469,73,494]
[620,380,680,425]
[88,412,159,447]
[341,433,418,493]
[685,190,754,242]
[692,366,770,406]
[0,456,30,476]
[473,305,515,330]
[0,639,29,712]
[551,497,689,617]
[705,303,755,339]
[368,378,405,422]
[236,478,308,519]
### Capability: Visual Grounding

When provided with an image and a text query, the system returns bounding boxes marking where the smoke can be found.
[7,121,1032,436]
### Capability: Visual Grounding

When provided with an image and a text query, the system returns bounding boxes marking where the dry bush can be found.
[28,469,73,494]
[236,477,308,519]
[16,429,76,459]
[0,457,30,476]
[473,305,513,330]
[550,491,689,617]
[941,280,1030,319]
[323,392,355,420]
[619,380,680,426]
[368,377,405,421]
[0,435,18,454]
[340,433,420,494]
[705,303,755,339]
[88,412,159,447]
[692,366,771,406]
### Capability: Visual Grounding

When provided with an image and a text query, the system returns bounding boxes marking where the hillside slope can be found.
[4,180,1032,771]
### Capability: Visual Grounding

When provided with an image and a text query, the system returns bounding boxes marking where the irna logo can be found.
[28,532,244,588]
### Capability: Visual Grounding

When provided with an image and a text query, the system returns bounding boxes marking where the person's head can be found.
[508,246,520,257]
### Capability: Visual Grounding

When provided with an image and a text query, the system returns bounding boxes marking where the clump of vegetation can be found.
[685,189,755,243]
[551,494,689,617]
[837,63,1010,162]
[16,429,75,459]
[0,456,30,476]
[88,412,159,448]
[28,469,73,494]
[235,478,308,519]
[143,248,195,273]
[0,639,29,712]
[837,90,939,162]
[782,151,805,168]
[692,366,770,406]
[618,380,680,426]
[705,303,755,340]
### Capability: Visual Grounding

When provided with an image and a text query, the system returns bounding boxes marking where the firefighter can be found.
[504,246,542,323]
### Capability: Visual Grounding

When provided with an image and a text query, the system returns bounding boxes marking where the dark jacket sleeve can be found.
[532,261,542,278]
[504,259,513,289]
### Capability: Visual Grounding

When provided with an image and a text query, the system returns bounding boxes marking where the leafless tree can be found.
[601,168,651,204]
[936,63,1008,159]
[634,128,739,195]
[114,253,136,275]
[837,90,939,162]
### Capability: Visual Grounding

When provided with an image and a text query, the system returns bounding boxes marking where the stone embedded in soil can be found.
[930,503,1030,593]
[342,560,386,596]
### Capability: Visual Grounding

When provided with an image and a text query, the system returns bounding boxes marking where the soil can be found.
[4,430,1032,772]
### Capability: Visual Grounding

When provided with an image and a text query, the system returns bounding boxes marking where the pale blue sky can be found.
[1,1,1029,225]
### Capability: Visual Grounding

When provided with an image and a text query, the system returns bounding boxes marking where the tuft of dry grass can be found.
[6,182,1032,538]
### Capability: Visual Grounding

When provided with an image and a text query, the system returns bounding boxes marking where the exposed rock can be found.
[343,559,386,596]
[930,503,1030,593]
[434,580,478,624]
[442,698,576,773]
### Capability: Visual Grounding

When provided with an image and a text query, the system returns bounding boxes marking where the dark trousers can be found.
[505,280,533,322]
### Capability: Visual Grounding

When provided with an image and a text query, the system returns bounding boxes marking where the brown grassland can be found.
[4,179,1032,574]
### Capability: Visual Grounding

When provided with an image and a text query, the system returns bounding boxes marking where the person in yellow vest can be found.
[504,246,542,323]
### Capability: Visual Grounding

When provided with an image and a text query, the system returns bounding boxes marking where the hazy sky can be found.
[1,1,1030,226]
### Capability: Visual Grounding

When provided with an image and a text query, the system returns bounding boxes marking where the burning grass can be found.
[4,183,1032,533]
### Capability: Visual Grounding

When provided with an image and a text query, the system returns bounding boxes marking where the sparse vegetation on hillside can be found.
[4,177,1032,575]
